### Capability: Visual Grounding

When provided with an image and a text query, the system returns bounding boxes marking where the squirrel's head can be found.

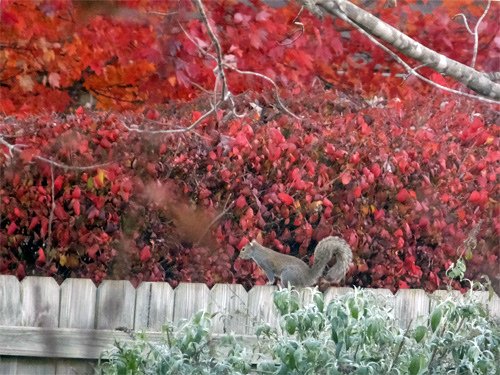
[239,239,258,259]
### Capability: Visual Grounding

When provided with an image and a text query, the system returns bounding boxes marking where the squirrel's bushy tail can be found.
[312,236,353,283]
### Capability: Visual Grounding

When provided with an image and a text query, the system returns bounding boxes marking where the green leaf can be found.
[355,367,369,375]
[414,325,427,343]
[285,318,297,335]
[331,328,339,343]
[348,298,359,319]
[409,355,425,375]
[430,308,442,332]
[314,293,324,312]
[87,176,94,189]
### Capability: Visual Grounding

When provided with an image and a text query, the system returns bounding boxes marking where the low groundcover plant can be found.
[99,288,499,375]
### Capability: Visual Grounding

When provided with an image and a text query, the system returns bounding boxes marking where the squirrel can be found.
[239,236,353,288]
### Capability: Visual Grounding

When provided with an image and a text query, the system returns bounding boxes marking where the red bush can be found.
[1,89,498,291]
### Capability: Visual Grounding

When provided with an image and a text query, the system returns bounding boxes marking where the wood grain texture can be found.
[0,357,17,375]
[246,285,278,334]
[0,276,21,326]
[0,326,257,360]
[209,284,248,334]
[134,282,174,331]
[59,279,97,329]
[55,359,96,375]
[21,277,60,328]
[95,280,135,330]
[12,358,55,375]
[394,289,430,329]
[172,283,210,324]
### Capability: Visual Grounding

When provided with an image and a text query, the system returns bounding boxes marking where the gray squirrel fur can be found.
[239,236,353,287]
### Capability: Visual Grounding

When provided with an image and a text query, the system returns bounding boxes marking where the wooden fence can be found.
[0,275,499,374]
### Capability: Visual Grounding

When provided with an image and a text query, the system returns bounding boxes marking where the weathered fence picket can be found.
[0,275,498,375]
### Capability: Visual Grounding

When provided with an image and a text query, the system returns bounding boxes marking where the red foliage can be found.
[0,0,498,113]
[0,0,498,291]
[1,89,498,291]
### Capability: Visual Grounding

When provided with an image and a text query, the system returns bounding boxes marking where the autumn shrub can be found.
[97,288,500,375]
[0,89,498,291]
[1,1,497,114]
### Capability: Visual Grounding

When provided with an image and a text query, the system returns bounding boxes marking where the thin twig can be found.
[471,0,491,69]
[46,165,55,252]
[452,14,474,35]
[124,105,216,134]
[224,65,302,120]
[195,196,234,246]
[388,318,412,371]
[192,0,228,103]
[0,136,111,170]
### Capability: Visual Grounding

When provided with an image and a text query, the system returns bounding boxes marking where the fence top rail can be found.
[0,274,498,295]
[0,325,259,360]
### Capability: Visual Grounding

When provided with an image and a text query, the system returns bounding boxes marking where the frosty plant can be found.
[99,287,499,374]
[255,288,499,374]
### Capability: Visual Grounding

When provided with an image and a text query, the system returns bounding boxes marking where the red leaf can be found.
[350,152,360,164]
[146,109,160,120]
[100,138,112,149]
[72,199,81,216]
[370,163,381,178]
[87,244,99,259]
[430,72,448,87]
[140,245,152,262]
[159,143,167,154]
[235,195,247,209]
[374,209,385,221]
[29,217,39,230]
[398,280,410,289]
[54,203,68,220]
[353,186,362,198]
[20,148,40,163]
[54,175,64,191]
[396,189,410,203]
[14,207,24,218]
[72,186,81,199]
[322,198,333,208]
[341,173,352,185]
[468,190,488,205]
[37,248,46,265]
[16,263,25,279]
[277,192,294,205]
[7,222,17,235]
[87,206,100,220]
[192,111,202,121]
[237,237,249,249]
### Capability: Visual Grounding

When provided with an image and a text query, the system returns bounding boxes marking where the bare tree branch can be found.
[299,0,500,101]
[192,0,228,104]
[0,136,112,170]
[333,9,499,105]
